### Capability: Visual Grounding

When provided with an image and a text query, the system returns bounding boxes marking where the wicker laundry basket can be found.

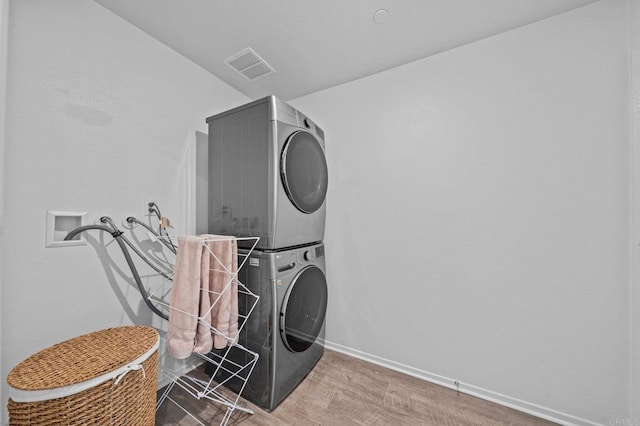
[7,326,159,426]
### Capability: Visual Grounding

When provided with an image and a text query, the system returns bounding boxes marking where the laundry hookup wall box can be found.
[45,211,87,248]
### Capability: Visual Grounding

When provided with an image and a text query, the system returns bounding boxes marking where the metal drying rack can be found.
[65,203,260,425]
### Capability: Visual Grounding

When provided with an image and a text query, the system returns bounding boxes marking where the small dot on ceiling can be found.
[373,9,389,24]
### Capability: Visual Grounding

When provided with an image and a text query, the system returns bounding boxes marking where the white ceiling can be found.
[95,0,599,101]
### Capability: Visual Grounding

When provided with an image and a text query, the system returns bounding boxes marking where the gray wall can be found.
[292,1,630,423]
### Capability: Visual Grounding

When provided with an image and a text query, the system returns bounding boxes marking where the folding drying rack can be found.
[154,235,260,426]
[64,206,260,425]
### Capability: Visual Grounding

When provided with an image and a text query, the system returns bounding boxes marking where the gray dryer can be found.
[206,96,328,250]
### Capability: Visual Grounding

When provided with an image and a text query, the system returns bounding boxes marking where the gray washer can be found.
[206,96,328,250]
[208,242,327,411]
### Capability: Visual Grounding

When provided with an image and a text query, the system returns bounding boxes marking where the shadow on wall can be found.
[75,231,203,389]
[82,226,173,327]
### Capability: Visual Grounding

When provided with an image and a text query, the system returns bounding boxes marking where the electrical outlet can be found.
[143,198,157,218]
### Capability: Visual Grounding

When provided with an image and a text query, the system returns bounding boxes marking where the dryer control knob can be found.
[303,250,312,261]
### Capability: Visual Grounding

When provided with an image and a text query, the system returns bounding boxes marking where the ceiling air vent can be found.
[224,47,275,81]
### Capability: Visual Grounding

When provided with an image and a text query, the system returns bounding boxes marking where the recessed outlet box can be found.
[46,211,87,248]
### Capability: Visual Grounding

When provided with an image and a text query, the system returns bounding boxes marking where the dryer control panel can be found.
[300,245,325,264]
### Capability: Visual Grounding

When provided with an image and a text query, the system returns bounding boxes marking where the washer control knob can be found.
[303,250,312,261]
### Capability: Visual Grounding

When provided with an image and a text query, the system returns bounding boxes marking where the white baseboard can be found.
[323,340,603,426]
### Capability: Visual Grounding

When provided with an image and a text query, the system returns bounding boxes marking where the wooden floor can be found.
[155,350,556,426]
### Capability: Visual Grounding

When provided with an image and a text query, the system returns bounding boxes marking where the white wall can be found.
[2,0,248,422]
[0,0,9,415]
[631,0,640,420]
[2,0,635,424]
[632,48,640,423]
[292,0,630,424]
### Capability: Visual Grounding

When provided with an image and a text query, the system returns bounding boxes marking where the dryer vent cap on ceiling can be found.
[224,48,275,81]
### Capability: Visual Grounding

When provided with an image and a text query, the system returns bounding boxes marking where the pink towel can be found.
[167,235,239,359]
[166,236,204,359]
[202,236,239,349]
[193,240,214,354]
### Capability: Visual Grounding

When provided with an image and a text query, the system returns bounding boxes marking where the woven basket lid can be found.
[7,326,159,392]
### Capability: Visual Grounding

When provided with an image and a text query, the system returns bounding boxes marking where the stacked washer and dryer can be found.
[204,96,329,411]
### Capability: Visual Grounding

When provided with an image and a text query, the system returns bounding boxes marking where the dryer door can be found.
[280,265,328,352]
[280,131,328,214]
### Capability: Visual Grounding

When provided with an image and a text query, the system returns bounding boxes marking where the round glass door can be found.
[280,265,328,352]
[280,131,328,214]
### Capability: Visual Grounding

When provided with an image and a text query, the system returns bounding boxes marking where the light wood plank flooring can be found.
[155,350,556,425]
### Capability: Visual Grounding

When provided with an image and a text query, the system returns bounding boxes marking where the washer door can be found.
[280,131,328,214]
[280,265,328,353]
